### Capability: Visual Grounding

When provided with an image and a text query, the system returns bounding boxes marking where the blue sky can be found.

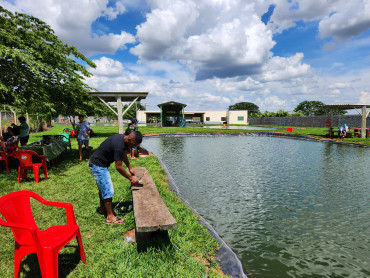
[2,0,370,112]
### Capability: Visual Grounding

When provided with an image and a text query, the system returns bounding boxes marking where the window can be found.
[221,117,226,121]
[238,116,244,121]
[206,117,210,121]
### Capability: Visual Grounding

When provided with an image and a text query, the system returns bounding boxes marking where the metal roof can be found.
[157,101,187,112]
[89,91,148,102]
[321,104,370,109]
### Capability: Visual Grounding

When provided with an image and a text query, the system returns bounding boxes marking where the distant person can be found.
[76,115,91,161]
[125,118,139,159]
[89,131,142,224]
[338,124,349,138]
[6,127,19,146]
[1,127,12,142]
[16,116,29,146]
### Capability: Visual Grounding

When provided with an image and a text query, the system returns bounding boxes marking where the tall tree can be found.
[122,102,146,120]
[294,101,347,116]
[228,102,259,112]
[0,7,96,115]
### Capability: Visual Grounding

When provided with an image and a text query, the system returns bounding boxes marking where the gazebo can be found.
[90,92,148,134]
[158,101,186,127]
[323,104,370,138]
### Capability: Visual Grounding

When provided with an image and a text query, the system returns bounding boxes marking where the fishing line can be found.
[136,144,172,182]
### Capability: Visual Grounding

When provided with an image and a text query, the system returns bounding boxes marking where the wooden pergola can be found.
[323,104,370,139]
[90,92,148,134]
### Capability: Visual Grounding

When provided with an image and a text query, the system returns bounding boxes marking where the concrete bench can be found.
[131,167,177,241]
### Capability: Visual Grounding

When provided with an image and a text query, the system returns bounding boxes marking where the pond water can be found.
[142,135,369,278]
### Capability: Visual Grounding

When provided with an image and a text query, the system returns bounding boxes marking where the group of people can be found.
[1,116,29,147]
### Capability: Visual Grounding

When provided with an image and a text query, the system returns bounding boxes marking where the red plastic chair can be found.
[0,150,10,172]
[10,150,48,183]
[1,140,19,156]
[0,190,86,278]
[63,128,76,139]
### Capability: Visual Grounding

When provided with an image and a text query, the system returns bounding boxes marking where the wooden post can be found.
[9,107,16,125]
[361,106,367,139]
[330,109,333,127]
[117,96,123,134]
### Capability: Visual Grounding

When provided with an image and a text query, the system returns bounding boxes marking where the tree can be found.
[229,102,259,112]
[275,109,289,117]
[294,101,347,116]
[122,102,146,120]
[262,110,275,117]
[0,7,96,117]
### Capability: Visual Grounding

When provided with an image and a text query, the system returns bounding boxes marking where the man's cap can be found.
[131,118,138,123]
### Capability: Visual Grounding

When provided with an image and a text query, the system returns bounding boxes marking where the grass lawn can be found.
[0,125,230,278]
[1,124,368,277]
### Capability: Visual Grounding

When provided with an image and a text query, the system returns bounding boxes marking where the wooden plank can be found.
[132,167,177,232]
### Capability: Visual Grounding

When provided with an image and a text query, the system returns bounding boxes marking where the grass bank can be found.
[252,125,370,146]
[0,125,230,277]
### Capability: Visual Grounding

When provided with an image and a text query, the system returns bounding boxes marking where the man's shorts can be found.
[89,163,114,199]
[19,135,29,145]
[78,139,89,146]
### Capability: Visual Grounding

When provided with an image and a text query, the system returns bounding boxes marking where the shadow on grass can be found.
[136,230,172,253]
[112,201,133,216]
[19,245,84,278]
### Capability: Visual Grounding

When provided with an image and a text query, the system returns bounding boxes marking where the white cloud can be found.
[268,0,370,42]
[131,0,199,60]
[260,53,311,82]
[89,57,124,77]
[358,91,370,104]
[319,0,370,41]
[268,0,335,32]
[1,0,134,56]
[132,0,275,79]
[328,83,350,90]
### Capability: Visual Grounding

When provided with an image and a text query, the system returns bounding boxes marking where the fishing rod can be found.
[136,144,172,183]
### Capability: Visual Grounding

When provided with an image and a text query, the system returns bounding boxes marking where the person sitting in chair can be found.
[338,124,349,138]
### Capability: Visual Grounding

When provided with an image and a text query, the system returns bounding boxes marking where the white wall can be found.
[203,111,227,123]
[227,111,248,124]
[137,110,248,124]
[137,110,148,122]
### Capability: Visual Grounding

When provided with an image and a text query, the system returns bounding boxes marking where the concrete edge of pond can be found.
[156,154,249,278]
[144,132,370,148]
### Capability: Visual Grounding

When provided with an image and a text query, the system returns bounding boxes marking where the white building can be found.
[137,109,248,125]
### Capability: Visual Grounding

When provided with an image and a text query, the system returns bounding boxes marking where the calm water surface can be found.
[142,136,369,278]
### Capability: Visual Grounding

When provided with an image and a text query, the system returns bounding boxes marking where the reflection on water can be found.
[142,136,370,278]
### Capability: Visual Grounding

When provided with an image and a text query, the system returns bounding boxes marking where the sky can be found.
[2,0,370,112]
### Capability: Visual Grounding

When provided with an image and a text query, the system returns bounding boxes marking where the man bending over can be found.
[89,131,142,224]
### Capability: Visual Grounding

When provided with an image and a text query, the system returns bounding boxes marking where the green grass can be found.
[1,124,368,277]
[0,125,227,278]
